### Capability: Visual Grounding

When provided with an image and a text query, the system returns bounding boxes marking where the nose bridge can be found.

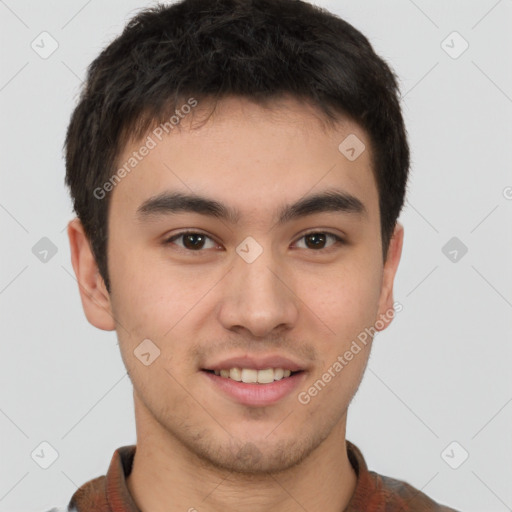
[237,245,279,295]
[218,237,299,336]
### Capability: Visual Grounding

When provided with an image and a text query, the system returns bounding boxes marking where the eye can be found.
[293,231,345,251]
[164,231,219,251]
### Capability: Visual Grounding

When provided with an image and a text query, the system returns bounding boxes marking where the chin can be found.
[189,433,321,476]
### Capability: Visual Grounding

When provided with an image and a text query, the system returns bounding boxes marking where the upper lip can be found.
[202,354,307,372]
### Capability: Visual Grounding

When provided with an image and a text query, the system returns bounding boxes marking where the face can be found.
[69,95,403,474]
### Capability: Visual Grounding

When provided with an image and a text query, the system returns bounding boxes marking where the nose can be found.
[217,244,300,338]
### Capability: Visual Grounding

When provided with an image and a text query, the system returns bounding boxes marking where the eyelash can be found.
[163,230,346,253]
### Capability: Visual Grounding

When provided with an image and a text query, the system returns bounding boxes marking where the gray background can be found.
[1,0,511,510]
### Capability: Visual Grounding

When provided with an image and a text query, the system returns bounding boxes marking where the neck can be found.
[126,395,357,512]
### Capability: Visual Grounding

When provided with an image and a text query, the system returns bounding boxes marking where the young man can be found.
[59,0,459,510]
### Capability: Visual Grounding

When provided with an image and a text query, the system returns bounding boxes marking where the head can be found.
[66,0,408,474]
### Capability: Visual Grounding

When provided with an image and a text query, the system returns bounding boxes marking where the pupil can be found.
[306,233,326,249]
[184,234,204,250]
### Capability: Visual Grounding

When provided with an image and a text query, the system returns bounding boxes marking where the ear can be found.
[375,221,404,332]
[67,217,116,331]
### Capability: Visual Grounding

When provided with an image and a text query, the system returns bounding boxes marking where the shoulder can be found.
[367,470,460,511]
[67,475,108,511]
[44,476,107,512]
[345,441,460,511]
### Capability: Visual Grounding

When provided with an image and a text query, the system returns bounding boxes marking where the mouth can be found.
[200,368,307,406]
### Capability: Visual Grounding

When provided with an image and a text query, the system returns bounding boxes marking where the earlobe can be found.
[67,217,116,331]
[375,221,404,332]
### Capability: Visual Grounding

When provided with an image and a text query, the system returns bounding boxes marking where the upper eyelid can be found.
[165,230,219,245]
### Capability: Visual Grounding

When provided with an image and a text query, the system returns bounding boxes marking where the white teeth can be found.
[256,368,275,384]
[274,368,284,380]
[229,368,242,381]
[241,368,258,383]
[211,367,297,383]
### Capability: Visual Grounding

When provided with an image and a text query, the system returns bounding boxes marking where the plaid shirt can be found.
[50,441,459,511]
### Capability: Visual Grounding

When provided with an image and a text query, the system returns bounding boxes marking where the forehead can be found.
[110,96,379,226]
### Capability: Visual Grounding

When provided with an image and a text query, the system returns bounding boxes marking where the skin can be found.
[68,95,403,512]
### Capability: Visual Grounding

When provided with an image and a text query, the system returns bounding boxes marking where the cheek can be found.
[300,256,382,343]
[109,251,220,375]
[296,263,381,411]
[109,246,200,330]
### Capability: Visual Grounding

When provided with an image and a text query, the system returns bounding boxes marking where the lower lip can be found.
[201,370,307,406]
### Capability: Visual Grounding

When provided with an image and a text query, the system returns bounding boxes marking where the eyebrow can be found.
[136,188,367,225]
